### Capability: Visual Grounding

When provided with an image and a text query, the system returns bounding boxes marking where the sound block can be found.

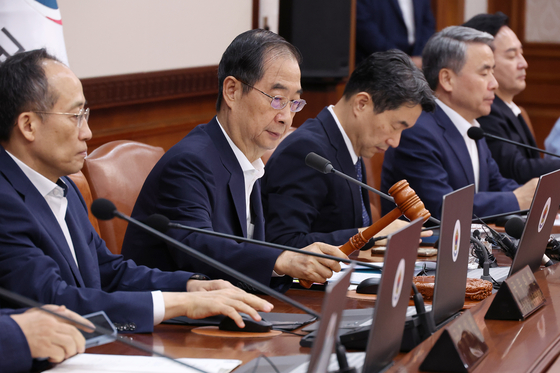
[191,326,282,338]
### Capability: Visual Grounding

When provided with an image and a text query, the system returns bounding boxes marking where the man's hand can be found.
[513,178,538,210]
[11,305,93,363]
[162,289,273,328]
[365,219,433,245]
[186,279,239,292]
[274,242,347,283]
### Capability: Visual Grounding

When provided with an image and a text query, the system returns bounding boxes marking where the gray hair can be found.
[422,26,494,90]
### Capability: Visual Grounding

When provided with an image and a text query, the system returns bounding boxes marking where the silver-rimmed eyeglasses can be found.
[34,107,90,128]
[240,81,306,113]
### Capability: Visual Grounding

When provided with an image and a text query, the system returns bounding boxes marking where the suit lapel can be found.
[494,96,538,154]
[390,0,406,27]
[434,108,476,184]
[319,109,363,227]
[206,118,248,237]
[0,149,85,286]
[495,96,531,144]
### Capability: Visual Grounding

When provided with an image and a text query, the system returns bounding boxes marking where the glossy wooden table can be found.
[389,264,560,373]
[88,289,375,366]
[89,252,560,372]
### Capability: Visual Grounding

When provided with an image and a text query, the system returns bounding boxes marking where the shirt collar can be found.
[328,105,359,165]
[436,98,480,137]
[216,117,265,179]
[5,150,66,197]
[503,100,522,116]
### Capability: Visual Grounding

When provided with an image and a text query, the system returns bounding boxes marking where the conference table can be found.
[88,251,560,372]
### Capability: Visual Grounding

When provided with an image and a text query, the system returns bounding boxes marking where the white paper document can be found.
[46,353,242,373]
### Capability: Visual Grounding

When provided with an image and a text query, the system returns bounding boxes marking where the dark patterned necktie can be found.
[355,159,371,227]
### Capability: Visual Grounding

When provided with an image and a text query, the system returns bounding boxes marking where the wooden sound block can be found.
[346,290,479,309]
[191,326,282,338]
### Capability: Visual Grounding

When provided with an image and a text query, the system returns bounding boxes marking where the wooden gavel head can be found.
[337,180,431,257]
[299,180,431,289]
[388,180,431,222]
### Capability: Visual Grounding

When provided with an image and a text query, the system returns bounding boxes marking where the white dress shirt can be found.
[436,99,481,192]
[328,105,359,165]
[397,0,416,45]
[6,151,165,325]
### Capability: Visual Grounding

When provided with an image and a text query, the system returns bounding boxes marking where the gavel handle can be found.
[299,207,403,288]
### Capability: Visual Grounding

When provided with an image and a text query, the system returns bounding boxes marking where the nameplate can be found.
[485,265,545,321]
[419,311,488,372]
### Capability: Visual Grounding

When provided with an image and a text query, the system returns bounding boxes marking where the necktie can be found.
[355,160,371,227]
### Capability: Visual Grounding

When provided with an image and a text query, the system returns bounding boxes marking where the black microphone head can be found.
[144,214,171,233]
[467,126,484,140]
[305,152,334,174]
[505,216,525,239]
[90,198,117,221]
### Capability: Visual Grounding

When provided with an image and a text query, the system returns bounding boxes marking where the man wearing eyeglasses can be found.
[122,29,346,293]
[261,50,435,249]
[0,49,273,335]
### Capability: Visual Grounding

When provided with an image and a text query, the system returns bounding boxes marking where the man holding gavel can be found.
[261,50,436,248]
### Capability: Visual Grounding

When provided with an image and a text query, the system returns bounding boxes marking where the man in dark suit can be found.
[0,49,272,334]
[261,50,435,248]
[382,26,538,220]
[122,30,345,293]
[1,306,90,372]
[356,0,435,67]
[463,12,560,183]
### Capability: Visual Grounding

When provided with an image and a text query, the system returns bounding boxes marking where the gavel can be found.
[299,179,431,289]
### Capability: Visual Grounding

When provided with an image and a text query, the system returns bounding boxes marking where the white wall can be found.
[58,0,253,79]
[464,0,488,22]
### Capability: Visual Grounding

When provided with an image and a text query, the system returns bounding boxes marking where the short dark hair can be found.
[216,29,302,112]
[343,49,436,113]
[0,49,60,142]
[462,12,509,37]
[423,26,494,91]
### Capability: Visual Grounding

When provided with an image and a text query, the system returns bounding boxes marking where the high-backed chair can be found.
[82,140,165,254]
[67,171,101,236]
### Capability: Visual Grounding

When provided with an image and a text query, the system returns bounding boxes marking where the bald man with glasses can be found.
[122,29,345,293]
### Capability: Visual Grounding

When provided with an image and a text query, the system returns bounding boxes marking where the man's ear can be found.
[221,76,243,110]
[15,112,39,142]
[438,68,454,93]
[352,92,372,116]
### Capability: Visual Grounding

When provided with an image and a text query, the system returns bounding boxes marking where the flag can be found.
[0,0,68,64]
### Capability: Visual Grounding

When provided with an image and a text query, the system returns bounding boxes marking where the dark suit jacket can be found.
[381,105,520,220]
[0,308,31,373]
[0,148,193,333]
[356,0,435,63]
[477,95,560,183]
[262,107,371,248]
[122,118,291,293]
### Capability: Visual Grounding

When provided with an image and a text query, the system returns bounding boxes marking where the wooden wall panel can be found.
[431,0,464,31]
[82,66,218,152]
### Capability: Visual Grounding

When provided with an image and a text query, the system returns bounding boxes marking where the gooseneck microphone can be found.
[91,198,319,318]
[305,152,440,225]
[0,287,206,372]
[145,215,386,271]
[92,199,360,373]
[504,216,554,267]
[467,127,560,159]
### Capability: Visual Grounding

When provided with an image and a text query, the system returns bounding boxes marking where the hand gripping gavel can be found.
[299,179,432,289]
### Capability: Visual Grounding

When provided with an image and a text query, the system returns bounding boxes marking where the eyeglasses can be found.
[240,81,307,113]
[34,107,90,128]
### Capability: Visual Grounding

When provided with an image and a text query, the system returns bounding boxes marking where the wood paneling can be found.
[431,0,465,31]
[81,66,219,152]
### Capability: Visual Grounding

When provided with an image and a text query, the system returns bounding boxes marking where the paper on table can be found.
[46,353,242,373]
